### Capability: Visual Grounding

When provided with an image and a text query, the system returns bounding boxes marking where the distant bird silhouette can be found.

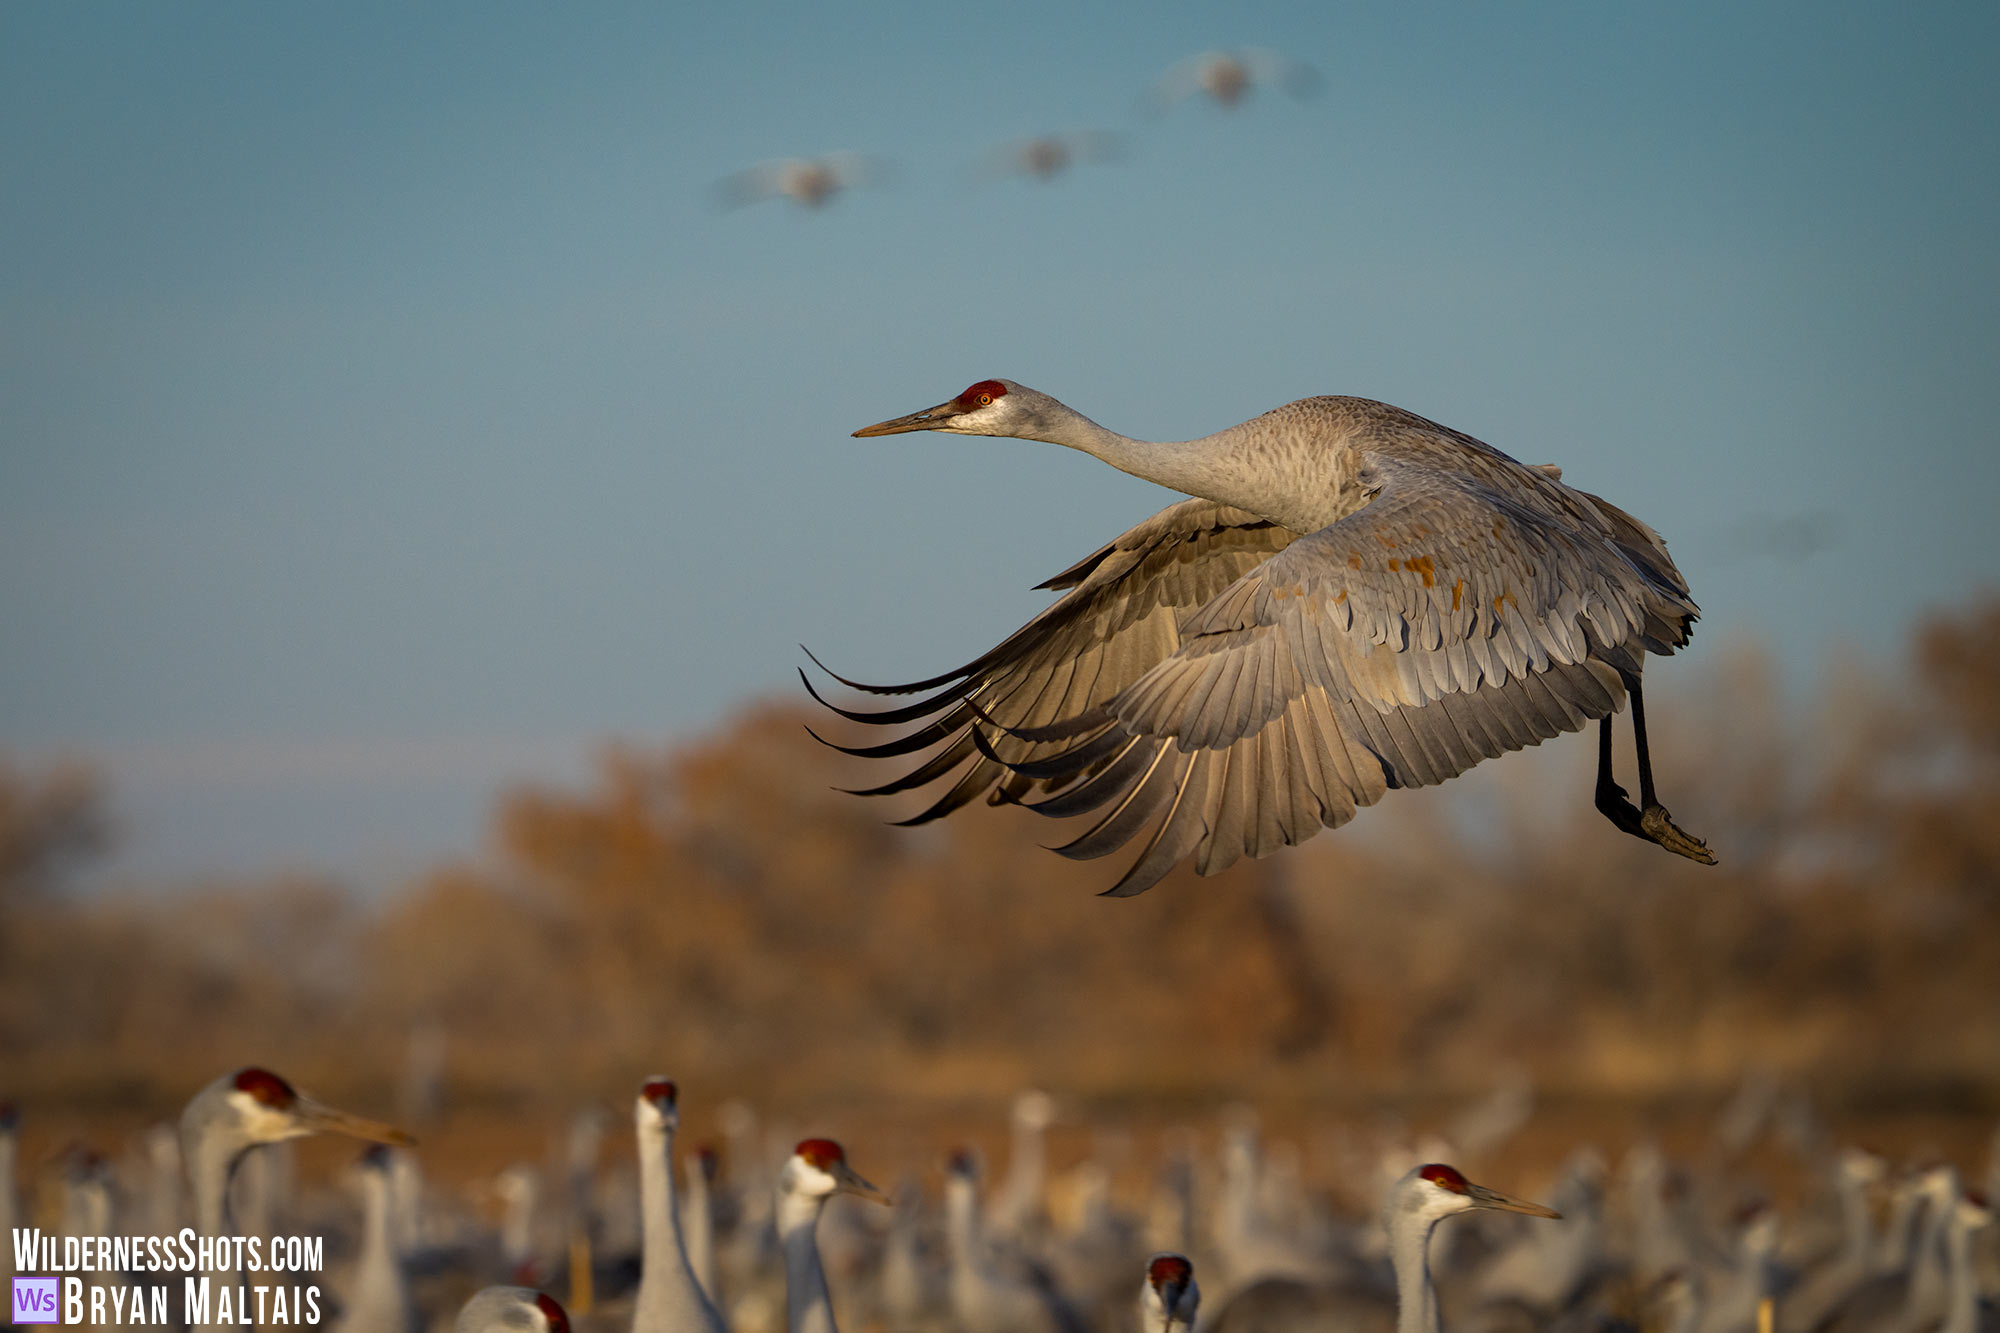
[977,132,1125,181]
[1147,49,1319,111]
[716,154,888,210]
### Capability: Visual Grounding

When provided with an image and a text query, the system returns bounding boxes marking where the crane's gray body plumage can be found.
[821,383,1701,896]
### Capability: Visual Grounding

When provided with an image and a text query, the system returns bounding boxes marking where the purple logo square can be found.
[12,1276,59,1323]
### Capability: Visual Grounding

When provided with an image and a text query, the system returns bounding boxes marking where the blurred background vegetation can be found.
[4,596,1996,1147]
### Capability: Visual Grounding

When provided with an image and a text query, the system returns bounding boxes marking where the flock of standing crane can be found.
[716,48,1318,209]
[2,1067,1995,1332]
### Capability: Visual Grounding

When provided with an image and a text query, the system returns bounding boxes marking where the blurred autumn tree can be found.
[2,598,1997,1118]
[0,760,106,900]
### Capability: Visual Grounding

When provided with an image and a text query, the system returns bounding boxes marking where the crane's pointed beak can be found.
[831,1160,890,1204]
[293,1096,418,1148]
[852,399,964,437]
[1467,1181,1561,1218]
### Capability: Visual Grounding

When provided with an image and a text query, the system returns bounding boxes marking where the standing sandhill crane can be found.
[1146,49,1319,111]
[1141,1253,1200,1333]
[777,1139,888,1333]
[1695,1204,1779,1333]
[812,380,1715,896]
[335,1145,419,1333]
[632,1078,727,1333]
[1824,1163,1963,1333]
[991,1089,1058,1243]
[181,1068,412,1332]
[0,1102,16,1287]
[1780,1147,1885,1333]
[1941,1189,1994,1333]
[455,1286,570,1332]
[60,1148,132,1323]
[683,1144,724,1307]
[1385,1164,1559,1333]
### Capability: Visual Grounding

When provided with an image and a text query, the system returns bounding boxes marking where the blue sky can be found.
[3,0,1996,889]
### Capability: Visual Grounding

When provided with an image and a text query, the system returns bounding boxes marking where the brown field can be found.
[3,598,1997,1214]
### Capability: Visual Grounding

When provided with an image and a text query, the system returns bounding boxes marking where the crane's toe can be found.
[1640,805,1718,865]
[1595,781,1719,865]
[1593,779,1646,837]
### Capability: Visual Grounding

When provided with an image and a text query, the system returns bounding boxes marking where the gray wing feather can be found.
[816,461,1697,896]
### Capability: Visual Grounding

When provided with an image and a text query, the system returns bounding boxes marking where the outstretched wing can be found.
[804,499,1301,824]
[989,463,1701,895]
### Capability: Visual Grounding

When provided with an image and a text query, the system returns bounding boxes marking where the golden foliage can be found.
[3,600,1999,1119]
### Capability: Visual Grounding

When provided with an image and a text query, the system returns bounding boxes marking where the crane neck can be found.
[1940,1209,1980,1333]
[1903,1190,1955,1322]
[777,1189,839,1333]
[1837,1171,1875,1261]
[1390,1211,1442,1333]
[358,1168,399,1267]
[994,1116,1046,1232]
[944,1176,982,1272]
[682,1157,720,1304]
[1026,405,1355,533]
[636,1116,723,1332]
[187,1137,239,1238]
[184,1138,250,1333]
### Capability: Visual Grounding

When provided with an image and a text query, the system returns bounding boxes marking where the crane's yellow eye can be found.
[976,393,992,406]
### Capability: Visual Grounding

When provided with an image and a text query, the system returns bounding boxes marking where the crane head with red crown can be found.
[853,377,1083,445]
[183,1065,414,1160]
[637,1076,681,1132]
[1396,1162,1561,1225]
[781,1137,889,1206]
[1143,1252,1201,1332]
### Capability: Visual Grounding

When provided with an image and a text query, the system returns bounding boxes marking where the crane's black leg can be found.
[1592,680,1717,864]
[1593,711,1646,837]
[1629,679,1716,863]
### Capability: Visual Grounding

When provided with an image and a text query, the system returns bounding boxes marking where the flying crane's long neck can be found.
[1027,403,1349,533]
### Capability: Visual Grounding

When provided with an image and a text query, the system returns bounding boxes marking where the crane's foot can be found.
[1595,780,1718,865]
[1640,804,1717,864]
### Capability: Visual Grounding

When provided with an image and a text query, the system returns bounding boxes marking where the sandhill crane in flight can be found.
[810,379,1716,897]
[978,132,1125,182]
[1147,49,1319,112]
[717,154,887,210]
[455,1286,569,1332]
